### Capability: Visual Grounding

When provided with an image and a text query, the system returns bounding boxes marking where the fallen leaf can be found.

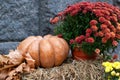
[25,53,35,68]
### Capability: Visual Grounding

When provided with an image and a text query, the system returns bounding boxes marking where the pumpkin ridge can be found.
[58,38,69,57]
[47,37,56,67]
[17,36,37,56]
[37,37,43,67]
[39,39,55,68]
[27,36,42,67]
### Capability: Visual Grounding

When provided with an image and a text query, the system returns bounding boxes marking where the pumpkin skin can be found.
[17,35,69,68]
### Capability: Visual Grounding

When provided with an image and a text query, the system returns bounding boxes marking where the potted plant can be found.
[50,2,120,60]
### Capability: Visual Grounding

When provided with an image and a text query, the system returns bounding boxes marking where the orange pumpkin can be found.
[17,35,69,68]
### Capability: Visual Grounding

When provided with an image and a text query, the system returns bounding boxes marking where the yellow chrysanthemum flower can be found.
[112,62,120,69]
[116,73,120,76]
[105,67,113,73]
[102,62,112,67]
[111,71,116,76]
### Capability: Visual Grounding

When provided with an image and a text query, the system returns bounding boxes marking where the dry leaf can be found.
[0,50,36,80]
[7,50,24,65]
[0,55,11,67]
[0,70,9,80]
[25,53,35,68]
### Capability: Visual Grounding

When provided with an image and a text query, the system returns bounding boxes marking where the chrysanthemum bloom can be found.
[116,26,120,32]
[91,25,98,32]
[116,34,120,39]
[85,37,95,43]
[105,16,111,20]
[110,16,118,22]
[82,9,87,14]
[102,37,107,43]
[75,36,81,43]
[103,28,111,33]
[105,33,111,39]
[111,27,116,33]
[70,39,75,44]
[79,35,85,40]
[99,17,106,23]
[86,28,92,34]
[98,31,104,37]
[90,20,98,26]
[95,48,100,55]
[112,40,118,46]
[112,54,118,60]
[75,35,85,43]
[100,24,107,29]
[104,20,112,26]
[85,33,90,38]
[50,17,59,24]
[110,32,115,38]
[70,10,79,16]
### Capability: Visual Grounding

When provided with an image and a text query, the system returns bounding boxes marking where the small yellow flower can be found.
[112,62,120,69]
[102,62,112,67]
[116,73,120,76]
[111,71,116,76]
[105,67,113,73]
[115,66,120,69]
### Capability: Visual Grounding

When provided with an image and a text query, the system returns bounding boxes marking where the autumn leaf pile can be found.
[0,50,35,80]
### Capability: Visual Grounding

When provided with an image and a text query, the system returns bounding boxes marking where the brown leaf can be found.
[7,50,24,65]
[0,70,9,80]
[25,53,35,68]
[0,55,11,67]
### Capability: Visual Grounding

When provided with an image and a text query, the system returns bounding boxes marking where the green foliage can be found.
[55,12,95,42]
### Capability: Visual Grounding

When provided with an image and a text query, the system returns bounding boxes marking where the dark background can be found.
[0,0,120,54]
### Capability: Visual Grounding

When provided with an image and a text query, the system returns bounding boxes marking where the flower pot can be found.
[72,47,97,60]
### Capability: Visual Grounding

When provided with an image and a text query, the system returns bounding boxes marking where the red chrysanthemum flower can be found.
[104,20,112,26]
[104,28,110,33]
[110,32,115,38]
[95,48,100,55]
[116,26,120,32]
[111,27,116,33]
[70,39,75,44]
[112,40,118,46]
[75,36,81,43]
[112,54,118,59]
[85,33,90,38]
[85,37,95,43]
[82,9,87,14]
[116,34,120,39]
[79,35,85,41]
[105,33,111,39]
[98,31,104,37]
[99,17,106,23]
[90,20,98,26]
[105,16,111,20]
[110,16,118,22]
[86,28,92,34]
[100,24,107,29]
[50,17,59,24]
[70,10,79,16]
[91,25,98,32]
[102,37,107,43]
